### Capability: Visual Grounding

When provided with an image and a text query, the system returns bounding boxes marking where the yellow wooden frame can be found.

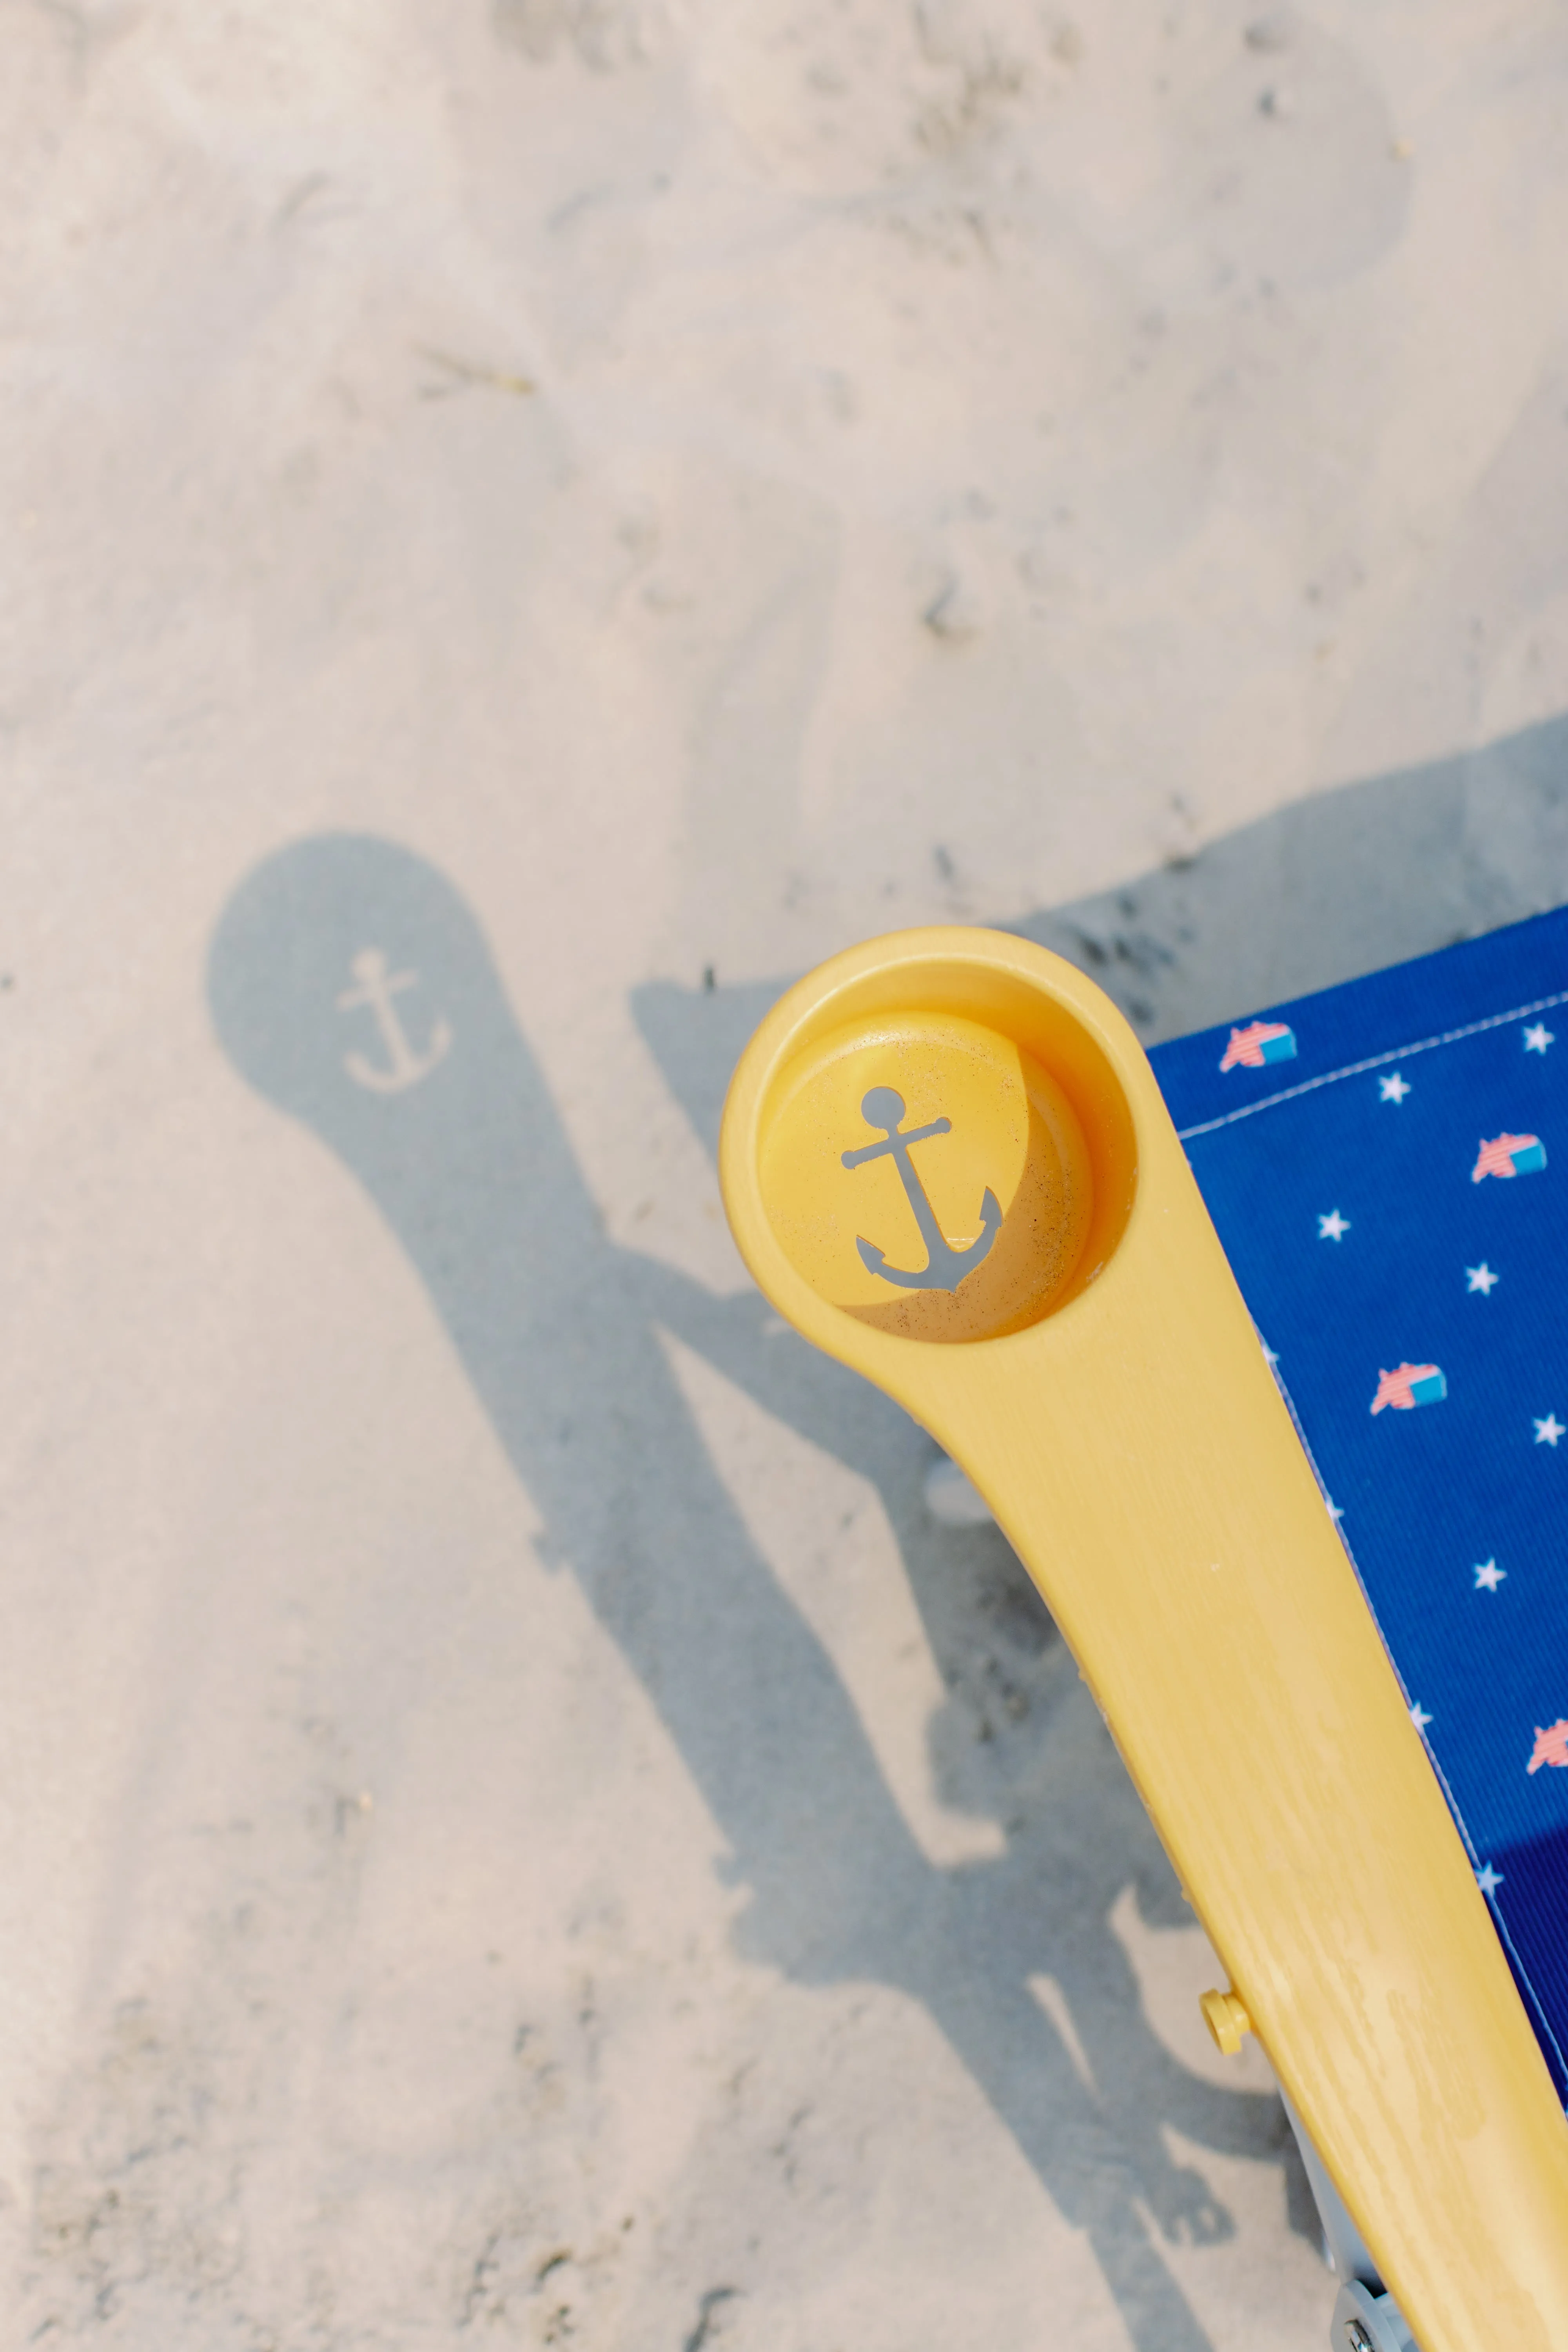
[719,924,1568,2352]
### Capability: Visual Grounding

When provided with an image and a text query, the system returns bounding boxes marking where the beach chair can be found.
[719,917,1568,2352]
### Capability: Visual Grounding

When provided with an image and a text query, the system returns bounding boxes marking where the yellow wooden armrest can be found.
[719,924,1568,2352]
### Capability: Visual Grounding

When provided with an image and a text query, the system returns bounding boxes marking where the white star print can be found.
[1326,1499,1344,1523]
[1477,1864,1504,1896]
[1465,1263,1499,1294]
[1524,1024,1555,1054]
[1536,1414,1565,1447]
[1261,1342,1279,1367]
[1473,1559,1506,1591]
[1410,1702,1432,1731]
[1379,1071,1411,1103]
[1318,1209,1350,1241]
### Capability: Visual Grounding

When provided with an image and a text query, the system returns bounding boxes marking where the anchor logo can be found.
[841,1087,1001,1292]
[337,947,452,1093]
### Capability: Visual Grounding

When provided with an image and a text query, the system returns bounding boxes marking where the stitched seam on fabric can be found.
[1266,1342,1386,1644]
[1268,1344,1568,2094]
[1177,986,1568,1141]
[1412,1728,1568,2088]
[1403,1745,1568,2087]
[1478,1901,1568,2098]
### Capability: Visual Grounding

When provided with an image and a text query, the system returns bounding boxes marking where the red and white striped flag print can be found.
[1472,1132,1544,1182]
[1220,1019,1294,1072]
[1370,1362,1445,1414]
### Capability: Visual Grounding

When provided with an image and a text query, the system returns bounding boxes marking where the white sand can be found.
[4,2,1567,2343]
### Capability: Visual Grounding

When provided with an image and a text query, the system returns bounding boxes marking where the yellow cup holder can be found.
[735,939,1138,1350]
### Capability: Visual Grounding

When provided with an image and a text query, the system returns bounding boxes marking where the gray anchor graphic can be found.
[841,1086,1002,1292]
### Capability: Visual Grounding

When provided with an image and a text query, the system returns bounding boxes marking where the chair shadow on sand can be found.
[207,719,1568,2352]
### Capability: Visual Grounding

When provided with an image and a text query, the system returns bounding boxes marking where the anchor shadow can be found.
[208,835,1303,2352]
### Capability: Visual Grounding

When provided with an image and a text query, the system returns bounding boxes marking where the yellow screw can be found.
[1200,1988,1252,2056]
